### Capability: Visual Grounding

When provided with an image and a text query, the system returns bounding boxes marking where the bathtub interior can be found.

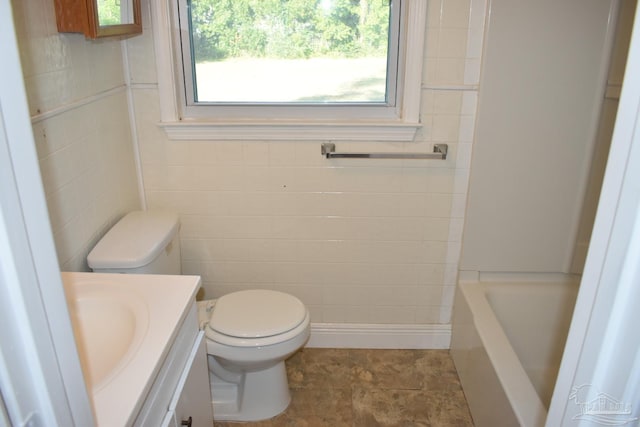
[484,280,579,407]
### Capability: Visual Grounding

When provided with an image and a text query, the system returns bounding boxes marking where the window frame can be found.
[178,0,401,113]
[151,0,426,141]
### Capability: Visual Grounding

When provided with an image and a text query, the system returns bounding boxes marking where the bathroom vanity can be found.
[61,272,213,426]
[135,306,212,427]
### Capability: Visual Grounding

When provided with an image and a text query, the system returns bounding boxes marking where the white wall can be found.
[125,0,486,326]
[460,0,618,273]
[11,0,141,272]
[14,0,620,328]
[10,0,491,332]
[571,0,638,273]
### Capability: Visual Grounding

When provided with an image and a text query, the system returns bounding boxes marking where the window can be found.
[181,0,399,106]
[152,0,426,140]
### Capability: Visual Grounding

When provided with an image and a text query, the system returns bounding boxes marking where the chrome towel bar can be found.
[321,143,448,160]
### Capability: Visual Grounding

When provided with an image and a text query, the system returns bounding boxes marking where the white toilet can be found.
[87,211,310,422]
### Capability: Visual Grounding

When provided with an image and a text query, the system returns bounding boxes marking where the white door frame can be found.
[0,0,93,425]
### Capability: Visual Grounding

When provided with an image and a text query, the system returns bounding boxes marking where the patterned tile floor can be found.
[213,348,474,427]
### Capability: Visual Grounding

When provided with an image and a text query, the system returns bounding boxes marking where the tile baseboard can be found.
[306,323,451,349]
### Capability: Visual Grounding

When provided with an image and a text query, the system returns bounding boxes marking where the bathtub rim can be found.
[457,278,548,427]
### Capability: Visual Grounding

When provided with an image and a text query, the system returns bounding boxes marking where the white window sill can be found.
[158,120,421,141]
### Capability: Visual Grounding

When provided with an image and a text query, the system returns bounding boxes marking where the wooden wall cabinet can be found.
[54,0,142,39]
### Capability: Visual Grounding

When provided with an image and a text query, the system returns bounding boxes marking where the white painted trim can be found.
[305,323,451,349]
[122,39,147,210]
[30,85,126,123]
[150,0,426,141]
[151,0,180,123]
[160,121,419,141]
[400,1,427,124]
[0,1,93,424]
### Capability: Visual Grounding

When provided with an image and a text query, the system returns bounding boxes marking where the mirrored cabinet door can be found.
[54,0,142,39]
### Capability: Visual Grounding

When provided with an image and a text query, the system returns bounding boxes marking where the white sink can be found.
[66,284,149,391]
[61,272,201,426]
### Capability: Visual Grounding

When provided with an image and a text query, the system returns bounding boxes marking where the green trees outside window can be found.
[185,0,393,103]
[189,0,391,61]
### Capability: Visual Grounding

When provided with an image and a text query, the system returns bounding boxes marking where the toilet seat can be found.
[206,312,310,348]
[205,290,309,347]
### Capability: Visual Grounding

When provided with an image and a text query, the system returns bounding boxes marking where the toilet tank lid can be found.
[87,211,180,269]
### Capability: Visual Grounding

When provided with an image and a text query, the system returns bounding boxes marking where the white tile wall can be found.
[9,0,610,327]
[423,0,471,86]
[13,0,486,326]
[13,0,141,271]
[127,0,485,325]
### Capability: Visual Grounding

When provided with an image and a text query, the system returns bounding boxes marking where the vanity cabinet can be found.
[134,304,213,427]
[161,333,213,427]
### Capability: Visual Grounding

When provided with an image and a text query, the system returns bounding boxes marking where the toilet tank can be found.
[87,211,181,275]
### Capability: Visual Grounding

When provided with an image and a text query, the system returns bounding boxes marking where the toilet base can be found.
[211,360,291,421]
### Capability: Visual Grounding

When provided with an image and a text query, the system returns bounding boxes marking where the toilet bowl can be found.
[87,211,310,421]
[200,290,310,421]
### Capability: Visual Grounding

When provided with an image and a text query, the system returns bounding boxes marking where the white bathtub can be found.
[451,274,579,427]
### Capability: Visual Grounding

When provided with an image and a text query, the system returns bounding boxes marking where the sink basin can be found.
[66,285,149,391]
[61,272,201,426]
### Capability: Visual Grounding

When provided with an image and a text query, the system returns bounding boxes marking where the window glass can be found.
[182,0,398,105]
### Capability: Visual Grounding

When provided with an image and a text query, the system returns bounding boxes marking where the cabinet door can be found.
[170,332,213,426]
